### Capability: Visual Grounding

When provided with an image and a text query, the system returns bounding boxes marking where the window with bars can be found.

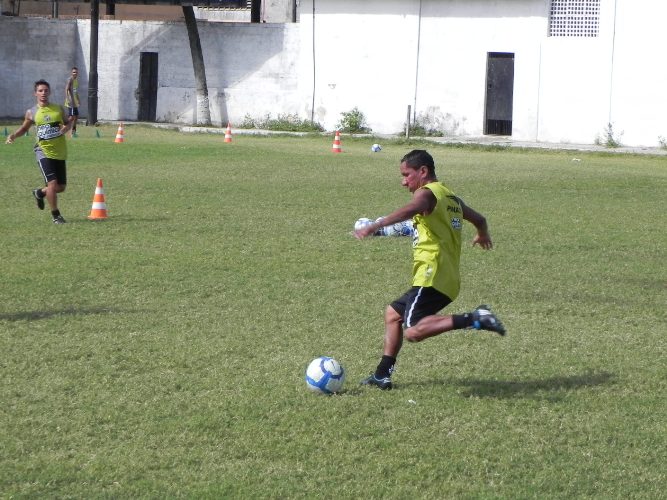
[549,0,600,37]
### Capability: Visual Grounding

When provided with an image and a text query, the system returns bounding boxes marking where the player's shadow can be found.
[105,215,171,223]
[71,216,171,223]
[0,306,127,322]
[451,371,615,400]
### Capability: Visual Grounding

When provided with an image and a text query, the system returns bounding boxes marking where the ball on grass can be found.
[305,356,345,394]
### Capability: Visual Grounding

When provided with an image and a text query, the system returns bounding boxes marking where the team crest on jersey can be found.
[451,217,462,230]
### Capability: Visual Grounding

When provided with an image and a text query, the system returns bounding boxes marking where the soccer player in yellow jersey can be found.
[355,150,505,390]
[64,67,80,136]
[6,79,73,224]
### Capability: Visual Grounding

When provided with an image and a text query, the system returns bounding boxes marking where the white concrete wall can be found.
[1,0,665,147]
[298,0,667,146]
[0,17,81,117]
[75,19,304,125]
[0,17,302,127]
[299,0,551,137]
[607,0,667,146]
[416,0,548,139]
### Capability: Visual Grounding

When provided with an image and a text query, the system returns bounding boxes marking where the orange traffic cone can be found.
[114,123,125,143]
[224,122,233,143]
[332,131,342,153]
[88,178,108,220]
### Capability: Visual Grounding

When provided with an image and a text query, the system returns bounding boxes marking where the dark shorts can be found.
[390,286,452,328]
[68,106,79,117]
[34,146,67,185]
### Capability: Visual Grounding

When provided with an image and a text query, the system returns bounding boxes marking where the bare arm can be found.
[355,188,436,239]
[460,199,493,249]
[60,105,73,134]
[5,110,33,144]
[65,77,72,102]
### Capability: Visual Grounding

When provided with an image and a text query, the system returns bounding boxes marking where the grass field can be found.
[1,124,665,498]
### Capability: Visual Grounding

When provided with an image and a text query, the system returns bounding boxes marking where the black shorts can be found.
[68,106,79,117]
[34,146,67,185]
[390,286,452,328]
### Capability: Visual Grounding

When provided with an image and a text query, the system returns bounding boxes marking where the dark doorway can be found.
[138,52,158,122]
[484,52,514,136]
[251,0,261,23]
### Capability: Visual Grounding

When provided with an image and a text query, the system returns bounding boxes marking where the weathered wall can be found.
[298,0,667,146]
[0,18,80,116]
[76,20,303,125]
[0,17,302,127]
[1,0,665,147]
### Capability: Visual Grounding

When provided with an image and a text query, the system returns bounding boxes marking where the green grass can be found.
[1,124,665,498]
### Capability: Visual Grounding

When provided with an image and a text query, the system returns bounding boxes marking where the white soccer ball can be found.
[305,356,345,394]
[371,143,382,152]
[354,217,373,232]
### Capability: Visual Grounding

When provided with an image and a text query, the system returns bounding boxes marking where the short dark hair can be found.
[401,149,435,176]
[34,79,50,91]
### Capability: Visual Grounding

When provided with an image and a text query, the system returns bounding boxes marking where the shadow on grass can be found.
[394,371,616,399]
[453,371,616,399]
[70,216,171,223]
[0,306,129,322]
[102,216,171,223]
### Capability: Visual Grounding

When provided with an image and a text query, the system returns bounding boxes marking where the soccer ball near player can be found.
[305,356,345,394]
[354,217,373,232]
[371,143,382,152]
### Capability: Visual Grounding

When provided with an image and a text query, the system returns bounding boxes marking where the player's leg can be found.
[44,179,59,211]
[71,107,79,135]
[360,305,402,390]
[361,289,506,390]
[383,305,403,358]
[404,314,455,342]
[405,304,506,341]
[362,287,449,390]
[32,151,49,210]
[41,158,67,223]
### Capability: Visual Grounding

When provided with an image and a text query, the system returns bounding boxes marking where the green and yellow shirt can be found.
[65,77,79,107]
[31,104,67,160]
[411,181,463,300]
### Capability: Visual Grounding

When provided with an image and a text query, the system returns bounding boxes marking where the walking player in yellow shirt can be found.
[355,149,505,390]
[6,79,73,224]
[64,67,80,136]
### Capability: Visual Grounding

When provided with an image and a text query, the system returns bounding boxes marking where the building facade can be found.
[0,0,665,147]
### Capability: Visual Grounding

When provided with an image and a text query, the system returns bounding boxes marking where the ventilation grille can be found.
[549,0,600,37]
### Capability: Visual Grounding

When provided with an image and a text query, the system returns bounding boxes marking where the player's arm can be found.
[60,105,73,134]
[460,198,493,249]
[65,77,72,102]
[355,188,436,239]
[5,110,34,144]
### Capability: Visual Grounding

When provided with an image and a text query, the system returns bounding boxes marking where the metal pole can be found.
[310,0,316,123]
[87,0,99,126]
[405,105,411,139]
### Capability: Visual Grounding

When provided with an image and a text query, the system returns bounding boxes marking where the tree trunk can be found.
[182,6,211,126]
